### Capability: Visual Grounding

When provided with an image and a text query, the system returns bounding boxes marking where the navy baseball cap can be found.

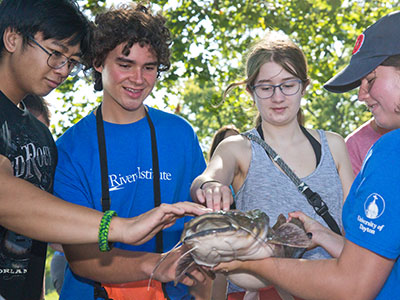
[324,11,400,93]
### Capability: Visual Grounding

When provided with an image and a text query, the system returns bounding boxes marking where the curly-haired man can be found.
[54,3,210,300]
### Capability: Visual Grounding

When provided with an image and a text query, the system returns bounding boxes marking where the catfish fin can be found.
[288,216,306,232]
[270,222,311,249]
[272,214,287,231]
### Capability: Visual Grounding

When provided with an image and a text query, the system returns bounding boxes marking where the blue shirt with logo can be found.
[54,106,206,300]
[343,128,400,299]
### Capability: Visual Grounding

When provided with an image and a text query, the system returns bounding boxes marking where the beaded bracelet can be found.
[98,210,117,252]
[199,180,221,190]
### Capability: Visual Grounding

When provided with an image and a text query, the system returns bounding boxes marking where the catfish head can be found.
[176,209,311,291]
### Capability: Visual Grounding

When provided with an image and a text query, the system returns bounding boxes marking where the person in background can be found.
[214,11,400,300]
[345,117,390,175]
[23,94,67,296]
[53,3,210,300]
[23,94,59,298]
[191,31,354,299]
[21,94,51,127]
[48,243,66,295]
[0,1,208,299]
[208,125,240,161]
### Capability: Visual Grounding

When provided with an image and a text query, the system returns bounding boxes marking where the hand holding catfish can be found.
[151,209,311,293]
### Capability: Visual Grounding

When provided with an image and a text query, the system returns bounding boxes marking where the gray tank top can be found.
[235,128,343,260]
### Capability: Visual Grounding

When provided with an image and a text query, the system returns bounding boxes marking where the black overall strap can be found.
[96,104,111,211]
[144,106,163,254]
[244,129,342,235]
[95,104,166,299]
[94,104,113,300]
[96,104,163,250]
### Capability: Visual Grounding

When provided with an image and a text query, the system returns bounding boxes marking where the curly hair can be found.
[90,3,172,91]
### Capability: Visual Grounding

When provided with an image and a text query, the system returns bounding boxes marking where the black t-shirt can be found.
[0,91,57,300]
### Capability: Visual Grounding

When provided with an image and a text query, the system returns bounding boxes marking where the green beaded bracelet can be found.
[98,210,117,252]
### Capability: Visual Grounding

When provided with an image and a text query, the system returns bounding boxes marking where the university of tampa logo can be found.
[364,193,385,219]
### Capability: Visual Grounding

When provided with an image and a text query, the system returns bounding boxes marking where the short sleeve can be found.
[53,139,95,209]
[343,131,400,259]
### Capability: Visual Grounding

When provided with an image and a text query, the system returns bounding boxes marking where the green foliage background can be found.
[52,0,400,151]
[46,0,399,296]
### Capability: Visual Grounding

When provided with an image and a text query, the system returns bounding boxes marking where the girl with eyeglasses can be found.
[190,31,354,300]
[212,11,400,300]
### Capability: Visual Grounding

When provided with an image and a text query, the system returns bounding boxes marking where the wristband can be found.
[98,210,117,252]
[200,180,221,190]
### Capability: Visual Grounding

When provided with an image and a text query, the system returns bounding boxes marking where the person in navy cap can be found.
[211,11,400,300]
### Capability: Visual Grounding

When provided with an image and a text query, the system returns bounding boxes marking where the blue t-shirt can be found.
[343,129,400,299]
[54,106,206,299]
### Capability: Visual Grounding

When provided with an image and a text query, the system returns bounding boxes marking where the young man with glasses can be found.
[0,1,208,299]
[26,36,84,77]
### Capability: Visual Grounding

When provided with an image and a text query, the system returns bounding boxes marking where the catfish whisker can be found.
[174,260,197,286]
[148,240,182,290]
[181,244,198,257]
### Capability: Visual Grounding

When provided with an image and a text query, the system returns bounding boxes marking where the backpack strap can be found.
[93,282,113,300]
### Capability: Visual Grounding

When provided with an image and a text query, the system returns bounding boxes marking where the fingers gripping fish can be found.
[150,209,311,299]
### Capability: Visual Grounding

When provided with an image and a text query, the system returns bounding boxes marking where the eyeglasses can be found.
[252,79,302,99]
[27,36,82,76]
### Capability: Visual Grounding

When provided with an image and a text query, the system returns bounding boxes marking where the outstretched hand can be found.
[195,182,233,211]
[288,211,345,257]
[122,202,212,245]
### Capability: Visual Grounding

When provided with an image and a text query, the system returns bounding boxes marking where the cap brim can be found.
[323,56,387,93]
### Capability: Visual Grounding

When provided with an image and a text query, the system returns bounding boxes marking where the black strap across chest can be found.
[257,125,321,167]
[249,126,341,235]
[95,104,163,253]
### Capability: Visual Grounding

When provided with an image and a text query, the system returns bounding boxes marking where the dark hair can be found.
[381,54,400,69]
[91,3,172,91]
[22,94,51,127]
[0,0,91,60]
[381,54,400,114]
[208,125,240,160]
